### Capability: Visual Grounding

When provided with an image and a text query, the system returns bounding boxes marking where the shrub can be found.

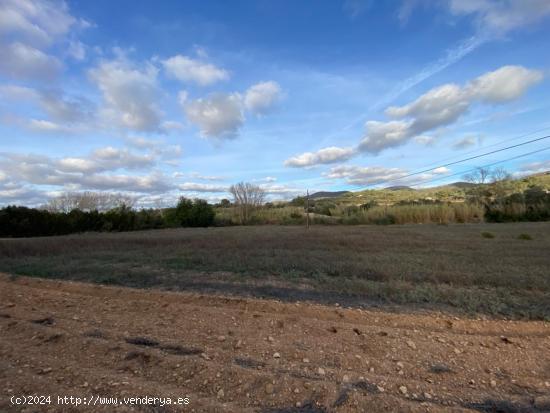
[481,232,495,239]
[517,233,533,240]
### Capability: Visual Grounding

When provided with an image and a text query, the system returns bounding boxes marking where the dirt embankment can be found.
[1,274,550,412]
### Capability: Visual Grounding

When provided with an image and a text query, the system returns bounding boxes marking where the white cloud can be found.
[163,54,229,86]
[0,148,172,201]
[361,65,543,153]
[183,93,244,139]
[259,183,303,198]
[324,164,451,186]
[244,81,282,115]
[358,120,413,154]
[452,135,478,150]
[0,84,93,125]
[178,182,227,192]
[284,146,356,168]
[0,0,78,47]
[125,136,162,150]
[414,135,436,146]
[189,172,226,181]
[520,160,550,174]
[0,41,62,80]
[89,57,162,132]
[285,65,543,166]
[0,0,88,81]
[324,165,408,186]
[433,166,450,174]
[448,0,550,34]
[466,65,544,103]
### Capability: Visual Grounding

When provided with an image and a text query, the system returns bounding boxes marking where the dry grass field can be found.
[1,222,549,320]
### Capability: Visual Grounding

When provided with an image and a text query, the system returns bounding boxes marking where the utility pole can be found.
[306,189,310,229]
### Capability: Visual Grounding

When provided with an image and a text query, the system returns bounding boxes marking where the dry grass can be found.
[1,222,549,319]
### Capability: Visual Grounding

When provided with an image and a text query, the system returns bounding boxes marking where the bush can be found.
[481,232,495,239]
[517,233,533,240]
[174,197,215,227]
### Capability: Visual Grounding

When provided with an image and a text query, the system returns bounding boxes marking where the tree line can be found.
[0,196,216,238]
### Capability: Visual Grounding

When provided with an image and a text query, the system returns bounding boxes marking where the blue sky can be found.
[1,0,550,206]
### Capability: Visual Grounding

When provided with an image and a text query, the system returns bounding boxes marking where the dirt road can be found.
[1,273,549,412]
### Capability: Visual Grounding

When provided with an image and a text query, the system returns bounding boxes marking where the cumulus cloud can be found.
[0,0,88,81]
[163,54,229,86]
[89,57,163,132]
[520,160,550,175]
[178,182,227,192]
[447,0,550,34]
[401,0,550,35]
[0,146,171,202]
[0,0,78,47]
[360,65,542,153]
[284,146,356,168]
[466,65,544,103]
[324,165,408,186]
[189,172,226,181]
[244,81,282,115]
[433,166,450,174]
[286,65,542,167]
[452,135,479,150]
[0,42,62,80]
[0,84,94,125]
[258,183,303,198]
[324,164,451,186]
[183,92,244,139]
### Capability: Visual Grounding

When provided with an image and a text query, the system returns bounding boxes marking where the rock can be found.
[490,380,496,388]
[534,396,550,410]
[406,340,416,350]
[318,367,326,376]
[265,383,274,394]
[369,367,374,373]
[234,340,242,349]
[273,352,281,358]
[267,336,274,342]
[293,388,300,394]
[396,361,404,369]
[217,389,224,399]
[377,386,385,393]
[424,392,432,399]
[342,374,350,383]
[399,386,408,395]
[217,335,226,342]
[302,358,310,363]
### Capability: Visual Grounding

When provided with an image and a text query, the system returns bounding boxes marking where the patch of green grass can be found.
[517,233,533,240]
[1,222,549,319]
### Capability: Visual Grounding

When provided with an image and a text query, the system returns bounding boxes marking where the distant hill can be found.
[309,191,350,199]
[385,185,414,191]
[320,171,550,206]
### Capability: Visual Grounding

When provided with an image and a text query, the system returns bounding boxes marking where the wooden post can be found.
[306,189,310,229]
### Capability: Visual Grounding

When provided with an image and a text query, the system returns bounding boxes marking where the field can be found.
[1,222,550,412]
[1,222,549,320]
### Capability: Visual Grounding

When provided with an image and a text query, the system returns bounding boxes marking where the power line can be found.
[406,146,550,189]
[419,125,550,169]
[361,134,550,189]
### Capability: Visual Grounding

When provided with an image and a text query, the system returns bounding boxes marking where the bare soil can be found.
[1,274,550,412]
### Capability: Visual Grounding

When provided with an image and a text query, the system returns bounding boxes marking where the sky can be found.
[1,0,550,207]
